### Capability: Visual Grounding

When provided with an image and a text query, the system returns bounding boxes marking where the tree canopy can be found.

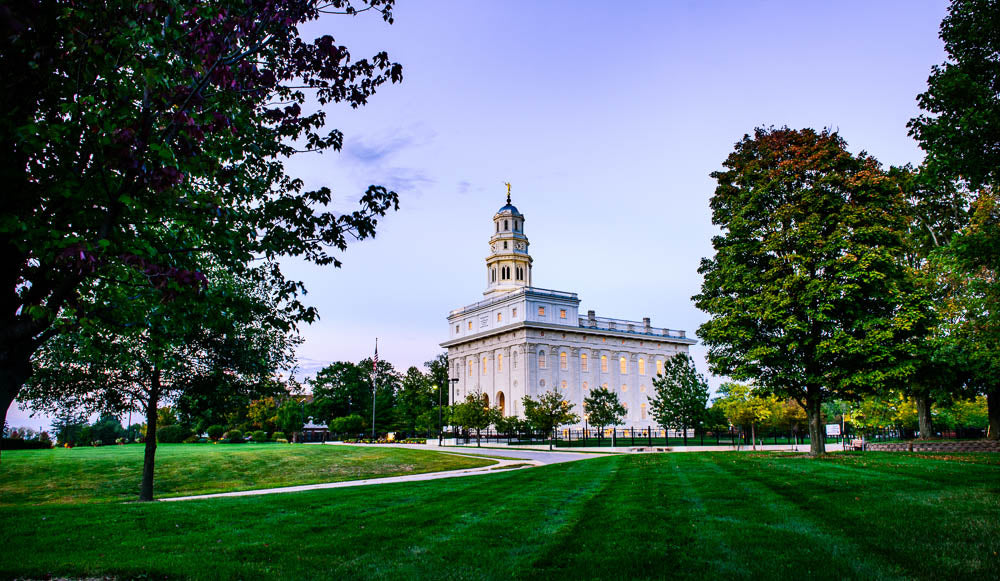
[522,391,578,450]
[647,353,709,444]
[0,0,402,440]
[583,387,626,436]
[908,0,1000,439]
[694,127,928,455]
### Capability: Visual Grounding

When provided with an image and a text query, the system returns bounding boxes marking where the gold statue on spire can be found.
[504,181,511,205]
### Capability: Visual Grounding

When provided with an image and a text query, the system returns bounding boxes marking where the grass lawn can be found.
[2,452,998,580]
[0,443,494,504]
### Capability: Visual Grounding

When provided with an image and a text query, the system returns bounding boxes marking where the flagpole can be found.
[371,338,378,441]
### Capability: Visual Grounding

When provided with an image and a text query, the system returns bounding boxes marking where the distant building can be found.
[440,194,695,428]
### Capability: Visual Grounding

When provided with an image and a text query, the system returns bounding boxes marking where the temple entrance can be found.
[496,391,506,416]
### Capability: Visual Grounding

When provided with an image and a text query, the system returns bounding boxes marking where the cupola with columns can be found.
[485,183,532,296]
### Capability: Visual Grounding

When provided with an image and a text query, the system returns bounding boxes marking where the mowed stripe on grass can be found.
[1,452,998,580]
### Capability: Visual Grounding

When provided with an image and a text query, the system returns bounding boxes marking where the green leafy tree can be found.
[583,386,626,445]
[714,382,777,450]
[156,407,178,428]
[908,0,1000,439]
[90,415,127,445]
[206,425,226,441]
[694,127,928,455]
[451,392,495,447]
[309,362,371,423]
[0,0,402,455]
[247,397,280,434]
[276,399,306,441]
[522,391,579,450]
[330,414,367,438]
[425,353,451,395]
[647,353,709,445]
[395,367,433,434]
[21,267,297,500]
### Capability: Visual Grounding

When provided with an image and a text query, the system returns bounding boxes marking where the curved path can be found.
[159,445,603,502]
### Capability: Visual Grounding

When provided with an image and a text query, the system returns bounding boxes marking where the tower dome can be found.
[484,184,532,296]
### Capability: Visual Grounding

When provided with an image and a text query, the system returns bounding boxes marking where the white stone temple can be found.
[440,192,695,428]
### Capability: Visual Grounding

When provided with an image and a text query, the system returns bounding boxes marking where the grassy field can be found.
[1,451,998,580]
[0,443,493,504]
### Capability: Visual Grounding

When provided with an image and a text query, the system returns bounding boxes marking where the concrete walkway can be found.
[159,446,602,503]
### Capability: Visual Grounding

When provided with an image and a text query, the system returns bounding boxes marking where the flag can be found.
[372,338,378,378]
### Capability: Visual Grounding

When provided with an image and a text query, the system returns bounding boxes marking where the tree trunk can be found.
[0,356,33,465]
[139,370,161,502]
[988,387,1000,441]
[805,390,826,456]
[751,422,756,451]
[915,393,934,439]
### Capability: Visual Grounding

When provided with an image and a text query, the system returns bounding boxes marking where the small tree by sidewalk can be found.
[648,353,710,445]
[451,392,496,447]
[583,387,626,447]
[523,391,579,450]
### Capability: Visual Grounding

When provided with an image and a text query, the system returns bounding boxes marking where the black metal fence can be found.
[313,424,987,447]
[443,428,838,448]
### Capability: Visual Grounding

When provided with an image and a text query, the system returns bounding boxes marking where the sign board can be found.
[825,423,841,436]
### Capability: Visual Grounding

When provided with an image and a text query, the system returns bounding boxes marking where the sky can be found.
[8,0,953,430]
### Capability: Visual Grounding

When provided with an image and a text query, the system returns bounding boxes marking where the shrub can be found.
[275,438,289,443]
[225,429,244,443]
[206,425,226,441]
[251,430,268,443]
[1,437,53,450]
[182,434,201,444]
[272,431,287,441]
[157,424,192,444]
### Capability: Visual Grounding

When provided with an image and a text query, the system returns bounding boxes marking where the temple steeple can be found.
[485,186,532,296]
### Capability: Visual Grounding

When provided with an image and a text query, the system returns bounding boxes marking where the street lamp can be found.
[448,377,459,436]
[434,384,441,445]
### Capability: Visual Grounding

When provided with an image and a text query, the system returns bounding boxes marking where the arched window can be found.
[620,356,628,375]
[560,352,568,370]
[497,312,502,322]
[601,382,608,390]
[622,383,628,392]
[639,358,646,376]
[504,219,508,230]
[641,403,647,420]
[468,359,473,377]
[560,380,567,390]
[601,355,608,373]
[538,351,546,369]
[496,222,499,232]
[656,359,664,375]
[582,381,589,391]
[491,268,496,282]
[497,353,503,372]
[497,392,506,416]
[483,393,489,408]
[581,353,588,371]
